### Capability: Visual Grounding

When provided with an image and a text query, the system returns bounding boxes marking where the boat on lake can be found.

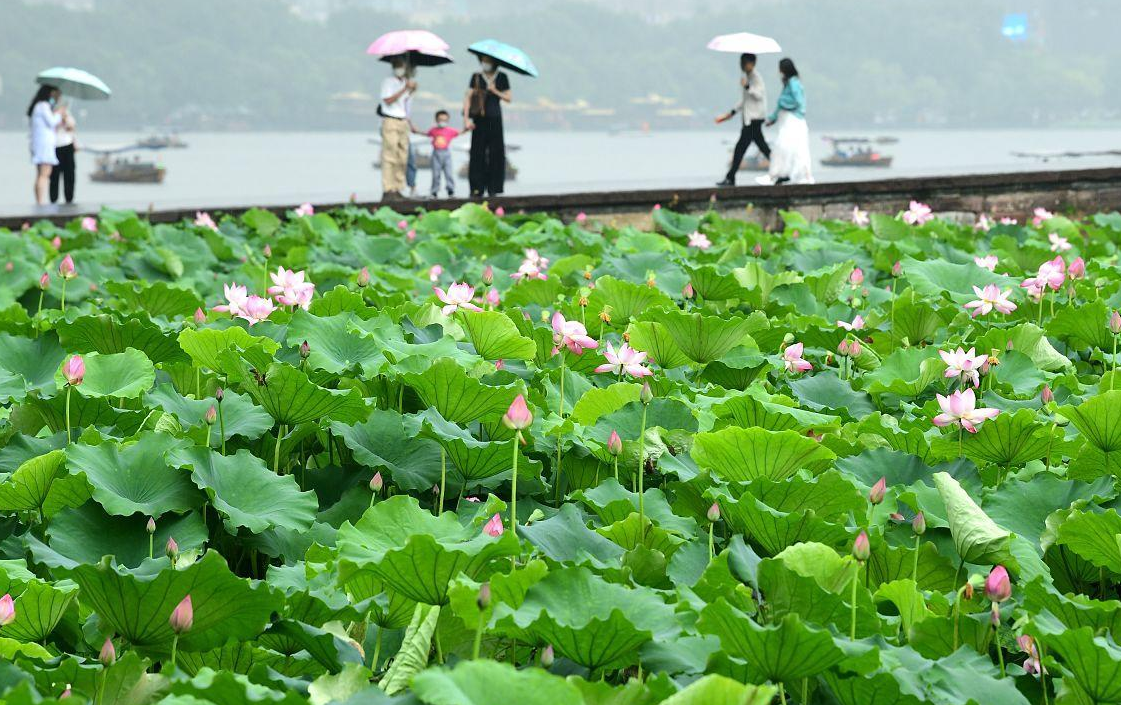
[821,137,893,168]
[90,154,166,183]
[136,133,188,149]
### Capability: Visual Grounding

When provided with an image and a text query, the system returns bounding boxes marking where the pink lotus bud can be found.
[653,203,661,210]
[607,430,623,456]
[397,219,408,230]
[502,394,533,431]
[356,267,370,287]
[1111,310,1121,335]
[58,254,76,279]
[640,381,653,404]
[370,471,383,493]
[495,206,505,217]
[4,262,12,273]
[61,686,71,699]
[263,244,272,258]
[852,531,870,561]
[837,340,851,357]
[169,595,193,633]
[349,192,358,203]
[52,236,62,250]
[62,355,84,386]
[193,307,206,324]
[0,594,14,626]
[299,340,311,359]
[165,536,179,559]
[752,243,763,257]
[706,502,721,523]
[477,582,491,610]
[39,272,50,290]
[1068,256,1086,279]
[683,282,694,299]
[850,268,864,285]
[407,229,416,242]
[99,637,116,666]
[1041,385,1054,404]
[850,339,863,356]
[984,565,1011,603]
[868,477,886,505]
[482,265,494,285]
[540,644,555,668]
[483,513,504,537]
[912,511,926,535]
[486,288,500,306]
[495,358,505,371]
[576,212,587,223]
[215,387,224,402]
[889,512,905,523]
[892,261,902,277]
[146,517,156,534]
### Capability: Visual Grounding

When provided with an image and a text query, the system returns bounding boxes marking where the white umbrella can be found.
[36,67,111,100]
[706,33,782,55]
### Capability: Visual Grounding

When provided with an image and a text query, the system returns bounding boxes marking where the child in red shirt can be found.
[413,110,468,198]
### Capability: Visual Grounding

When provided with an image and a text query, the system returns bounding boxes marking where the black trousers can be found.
[469,117,505,197]
[726,119,771,181]
[50,144,76,204]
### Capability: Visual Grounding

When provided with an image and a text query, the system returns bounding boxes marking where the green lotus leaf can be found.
[1048,298,1116,351]
[70,550,283,652]
[1058,391,1121,472]
[570,479,697,536]
[65,348,155,399]
[56,314,189,365]
[412,659,583,705]
[889,295,945,346]
[1033,619,1121,703]
[788,372,876,417]
[682,265,749,302]
[960,408,1058,468]
[1021,579,1121,637]
[863,348,943,397]
[337,495,519,605]
[169,446,317,534]
[568,381,641,428]
[348,314,481,374]
[733,261,802,307]
[624,320,692,369]
[285,310,386,374]
[105,280,205,319]
[459,310,537,361]
[822,670,926,705]
[741,471,865,522]
[1055,509,1121,573]
[146,384,273,441]
[932,471,1013,566]
[692,426,835,482]
[515,503,624,569]
[0,332,67,395]
[37,504,208,569]
[380,603,440,695]
[588,275,677,323]
[166,667,307,705]
[654,309,757,365]
[989,350,1047,397]
[222,354,368,425]
[899,256,1015,299]
[0,449,89,517]
[177,326,280,373]
[332,411,443,491]
[718,492,851,555]
[596,512,684,557]
[984,474,1109,549]
[757,558,882,637]
[65,432,199,517]
[712,388,840,433]
[974,323,1070,372]
[416,409,535,484]
[403,358,520,424]
[257,620,363,674]
[0,577,78,643]
[0,637,52,661]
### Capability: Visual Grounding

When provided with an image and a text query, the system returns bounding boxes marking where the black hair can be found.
[779,58,799,83]
[27,84,56,118]
[435,109,449,120]
[740,53,757,68]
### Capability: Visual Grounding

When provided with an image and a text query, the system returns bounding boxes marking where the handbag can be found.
[469,73,487,118]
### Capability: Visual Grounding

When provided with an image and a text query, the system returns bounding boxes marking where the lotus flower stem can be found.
[438,448,446,514]
[849,564,860,640]
[958,425,963,458]
[889,280,896,351]
[952,582,965,651]
[613,456,619,481]
[912,536,921,583]
[509,430,520,532]
[65,386,72,444]
[60,279,67,313]
[1112,335,1118,390]
[372,627,383,672]
[1040,643,1050,705]
[1049,288,1055,319]
[708,521,714,562]
[637,404,648,527]
[96,670,106,705]
[471,620,483,660]
[273,425,286,474]
[149,533,154,560]
[555,355,566,501]
[994,619,1005,676]
[169,634,178,671]
[778,681,787,705]
[35,290,44,336]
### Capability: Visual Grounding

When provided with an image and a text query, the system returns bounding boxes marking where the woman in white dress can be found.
[28,84,64,205]
[757,58,814,186]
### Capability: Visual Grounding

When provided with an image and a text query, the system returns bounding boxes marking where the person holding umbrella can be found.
[27,84,63,206]
[379,57,416,200]
[51,101,78,205]
[715,53,769,186]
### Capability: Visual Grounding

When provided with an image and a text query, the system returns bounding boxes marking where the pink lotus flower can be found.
[940,347,987,388]
[503,394,533,430]
[213,283,250,316]
[783,342,812,373]
[838,340,851,357]
[933,388,999,433]
[576,211,587,224]
[607,430,622,455]
[81,216,97,232]
[370,471,384,493]
[1000,217,1018,225]
[964,285,1017,317]
[428,264,443,282]
[751,243,762,257]
[1048,232,1071,252]
[975,214,993,231]
[407,229,416,242]
[1032,207,1054,226]
[294,202,315,217]
[892,261,903,277]
[434,282,482,314]
[974,255,998,271]
[62,355,85,386]
[594,342,652,378]
[1023,282,1044,303]
[653,203,661,210]
[1018,635,1041,676]
[495,206,505,217]
[985,565,1012,602]
[551,312,597,355]
[494,358,505,370]
[902,200,933,225]
[58,254,76,279]
[486,288,500,306]
[268,267,316,308]
[1068,256,1086,279]
[483,513,504,536]
[236,295,276,325]
[0,593,14,626]
[1022,256,1065,292]
[851,207,869,227]
[837,315,865,331]
[849,268,864,285]
[39,272,50,290]
[511,249,549,281]
[688,231,712,250]
[397,219,408,230]
[194,211,218,231]
[169,595,193,633]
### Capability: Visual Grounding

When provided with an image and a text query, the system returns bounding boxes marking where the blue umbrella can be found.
[467,39,538,78]
[36,67,111,100]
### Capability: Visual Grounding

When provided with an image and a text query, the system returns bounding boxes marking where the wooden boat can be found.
[90,154,166,183]
[137,133,188,149]
[821,137,893,168]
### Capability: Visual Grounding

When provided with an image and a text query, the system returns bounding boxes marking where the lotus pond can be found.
[1,201,1121,704]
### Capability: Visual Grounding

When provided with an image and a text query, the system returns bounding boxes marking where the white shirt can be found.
[55,112,76,148]
[736,69,767,123]
[379,76,410,119]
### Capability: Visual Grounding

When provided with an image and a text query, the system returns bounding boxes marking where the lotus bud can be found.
[483,513,504,537]
[752,243,762,257]
[495,206,505,217]
[502,394,533,431]
[892,261,902,277]
[165,536,179,559]
[0,594,14,626]
[850,268,864,285]
[640,380,653,405]
[482,265,494,285]
[1111,310,1121,335]
[889,512,904,523]
[706,502,721,523]
[852,531,870,562]
[540,644,555,668]
[59,254,76,279]
[204,405,217,425]
[477,582,491,610]
[850,339,862,356]
[576,212,587,224]
[39,272,50,290]
[299,340,311,360]
[837,340,851,357]
[146,517,156,534]
[1069,256,1086,279]
[486,288,500,306]
[868,477,886,505]
[61,685,72,699]
[397,219,408,230]
[215,387,224,402]
[653,203,661,210]
[985,565,1011,603]
[169,595,193,634]
[263,244,272,258]
[683,282,694,299]
[193,307,206,324]
[607,430,623,456]
[52,236,62,250]
[356,267,370,287]
[407,229,416,242]
[62,355,85,386]
[99,637,116,666]
[1041,385,1054,404]
[495,358,505,371]
[912,511,926,535]
[370,471,383,494]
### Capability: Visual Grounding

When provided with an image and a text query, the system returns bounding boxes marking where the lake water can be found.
[3,128,1121,217]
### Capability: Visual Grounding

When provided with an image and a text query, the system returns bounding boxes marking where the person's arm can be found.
[489,73,512,103]
[462,89,475,130]
[381,78,409,106]
[768,83,794,123]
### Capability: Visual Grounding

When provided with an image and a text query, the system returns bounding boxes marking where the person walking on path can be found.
[715,52,769,186]
[463,56,511,198]
[51,101,78,204]
[757,57,814,186]
[414,109,469,198]
[28,84,63,206]
[379,58,416,200]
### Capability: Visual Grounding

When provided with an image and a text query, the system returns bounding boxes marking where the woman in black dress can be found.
[462,56,511,198]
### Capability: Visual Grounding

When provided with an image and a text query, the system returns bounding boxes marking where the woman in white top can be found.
[51,104,78,205]
[28,84,64,205]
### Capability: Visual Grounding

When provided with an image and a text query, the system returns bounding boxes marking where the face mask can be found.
[437,120,448,127]
[49,97,57,106]
[393,67,406,78]
[480,60,495,72]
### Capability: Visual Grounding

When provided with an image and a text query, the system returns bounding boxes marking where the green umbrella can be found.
[36,67,112,100]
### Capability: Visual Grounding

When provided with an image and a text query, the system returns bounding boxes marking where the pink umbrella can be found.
[706,32,782,54]
[367,29,453,66]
